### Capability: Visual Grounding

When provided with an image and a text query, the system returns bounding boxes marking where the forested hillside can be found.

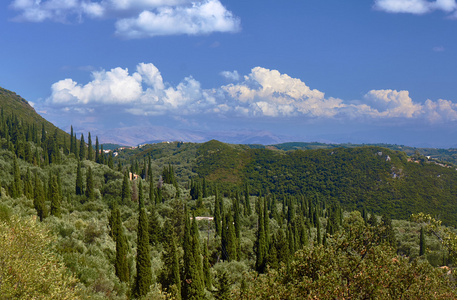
[192,140,457,227]
[2,86,457,299]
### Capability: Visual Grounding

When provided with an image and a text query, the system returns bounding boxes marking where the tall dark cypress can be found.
[24,167,33,199]
[148,204,161,246]
[380,214,396,249]
[264,195,270,248]
[85,166,94,201]
[226,213,237,261]
[255,197,266,273]
[203,242,212,290]
[244,183,251,216]
[149,175,155,204]
[214,187,222,237]
[112,206,130,283]
[49,174,61,218]
[160,221,181,298]
[233,195,241,257]
[419,226,426,256]
[121,172,131,205]
[95,136,100,163]
[191,212,205,288]
[70,126,74,155]
[183,209,205,299]
[132,180,152,298]
[100,145,104,164]
[41,123,46,144]
[75,160,84,196]
[87,132,93,161]
[79,133,85,161]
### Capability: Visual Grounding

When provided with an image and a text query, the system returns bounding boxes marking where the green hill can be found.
[250,141,457,165]
[192,141,457,226]
[0,86,69,143]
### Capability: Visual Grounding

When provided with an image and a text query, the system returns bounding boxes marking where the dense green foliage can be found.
[194,142,457,227]
[250,141,457,165]
[2,86,457,299]
[0,215,81,299]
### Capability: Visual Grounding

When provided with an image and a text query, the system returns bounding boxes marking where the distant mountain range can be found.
[97,126,294,147]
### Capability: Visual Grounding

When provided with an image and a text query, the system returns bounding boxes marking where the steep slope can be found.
[0,87,68,142]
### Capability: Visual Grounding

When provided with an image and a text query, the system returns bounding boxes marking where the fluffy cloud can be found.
[221,67,344,117]
[423,98,457,122]
[115,0,240,38]
[363,89,422,118]
[48,63,216,115]
[45,63,457,123]
[9,0,239,38]
[373,0,457,14]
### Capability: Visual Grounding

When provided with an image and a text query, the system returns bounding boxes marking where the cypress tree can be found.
[276,228,289,265]
[183,209,205,299]
[221,212,228,261]
[41,123,46,144]
[214,187,222,237]
[108,153,114,169]
[85,166,94,201]
[255,197,266,273]
[49,174,61,218]
[79,133,85,161]
[111,206,130,282]
[266,234,279,269]
[233,195,241,257]
[149,175,155,204]
[148,204,161,246]
[288,224,295,255]
[121,172,130,205]
[191,212,205,287]
[264,195,270,248]
[160,221,182,299]
[380,214,397,249]
[33,172,47,221]
[244,183,251,216]
[100,145,104,164]
[95,136,100,163]
[419,226,426,256]
[24,167,33,199]
[70,126,74,155]
[196,188,203,209]
[226,213,237,261]
[87,132,93,161]
[132,184,152,298]
[203,242,212,290]
[75,160,84,196]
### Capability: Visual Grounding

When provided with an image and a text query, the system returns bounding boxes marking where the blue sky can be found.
[1,0,457,147]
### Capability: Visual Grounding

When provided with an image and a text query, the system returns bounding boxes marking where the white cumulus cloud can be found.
[9,0,240,38]
[374,0,457,14]
[114,0,240,38]
[44,63,457,124]
[363,89,422,118]
[221,67,344,117]
[423,98,457,122]
[47,63,216,115]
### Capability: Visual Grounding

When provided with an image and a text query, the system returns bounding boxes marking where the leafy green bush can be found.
[0,215,81,298]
